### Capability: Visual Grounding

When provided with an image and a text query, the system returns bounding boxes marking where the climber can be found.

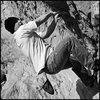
[4,11,61,95]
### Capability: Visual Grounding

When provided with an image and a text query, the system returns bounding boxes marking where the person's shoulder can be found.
[24,20,37,29]
[27,20,36,25]
[13,24,24,36]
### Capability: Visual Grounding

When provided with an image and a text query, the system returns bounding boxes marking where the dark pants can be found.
[43,35,95,86]
[44,35,93,73]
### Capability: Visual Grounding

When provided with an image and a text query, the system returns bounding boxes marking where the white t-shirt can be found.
[13,21,52,74]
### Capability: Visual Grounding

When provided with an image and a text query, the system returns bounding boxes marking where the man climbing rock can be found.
[4,11,60,95]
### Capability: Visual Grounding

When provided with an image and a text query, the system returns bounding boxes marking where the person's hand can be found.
[51,11,57,15]
[50,10,58,16]
[54,13,60,22]
[50,11,63,22]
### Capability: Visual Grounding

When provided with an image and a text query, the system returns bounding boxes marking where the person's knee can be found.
[44,59,64,74]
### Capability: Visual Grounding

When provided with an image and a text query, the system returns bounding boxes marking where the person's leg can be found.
[70,58,95,87]
[71,37,94,75]
[43,35,93,74]
[44,35,72,74]
[43,35,95,87]
[38,35,73,94]
[69,37,95,87]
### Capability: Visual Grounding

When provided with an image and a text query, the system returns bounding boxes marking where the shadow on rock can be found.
[76,79,99,99]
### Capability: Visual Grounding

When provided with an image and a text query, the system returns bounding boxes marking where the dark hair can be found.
[5,17,19,34]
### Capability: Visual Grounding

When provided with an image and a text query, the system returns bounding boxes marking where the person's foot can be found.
[42,78,54,95]
[1,71,7,91]
[38,72,54,95]
[81,75,95,87]
[71,61,95,88]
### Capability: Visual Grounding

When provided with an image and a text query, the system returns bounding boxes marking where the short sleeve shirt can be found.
[13,21,50,74]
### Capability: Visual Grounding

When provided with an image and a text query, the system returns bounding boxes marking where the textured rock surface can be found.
[1,1,99,99]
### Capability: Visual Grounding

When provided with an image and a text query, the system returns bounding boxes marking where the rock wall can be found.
[1,1,99,99]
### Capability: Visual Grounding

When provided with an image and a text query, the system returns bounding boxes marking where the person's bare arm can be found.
[42,14,60,39]
[35,12,56,27]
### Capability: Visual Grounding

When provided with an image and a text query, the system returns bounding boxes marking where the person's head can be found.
[91,1,99,34]
[5,17,24,34]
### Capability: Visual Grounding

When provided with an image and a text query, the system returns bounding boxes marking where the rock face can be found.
[1,1,99,99]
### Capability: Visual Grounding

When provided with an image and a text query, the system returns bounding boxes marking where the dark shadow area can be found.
[76,79,99,99]
[1,70,7,91]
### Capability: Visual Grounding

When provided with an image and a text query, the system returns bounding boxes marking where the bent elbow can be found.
[42,33,50,39]
[38,31,48,39]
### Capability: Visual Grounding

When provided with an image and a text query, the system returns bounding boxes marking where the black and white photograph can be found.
[1,1,99,99]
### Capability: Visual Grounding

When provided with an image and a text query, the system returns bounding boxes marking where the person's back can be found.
[4,12,60,95]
